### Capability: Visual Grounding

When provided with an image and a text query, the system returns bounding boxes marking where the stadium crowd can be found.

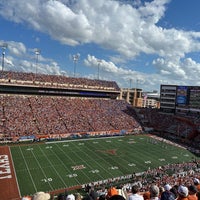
[0,71,199,200]
[0,95,142,138]
[135,108,200,151]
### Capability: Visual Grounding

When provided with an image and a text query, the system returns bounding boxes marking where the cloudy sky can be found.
[1,0,200,92]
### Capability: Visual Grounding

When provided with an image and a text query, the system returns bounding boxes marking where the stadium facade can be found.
[0,71,143,142]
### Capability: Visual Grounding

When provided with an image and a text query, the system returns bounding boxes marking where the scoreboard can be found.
[176,86,188,106]
[188,86,200,110]
[176,86,200,112]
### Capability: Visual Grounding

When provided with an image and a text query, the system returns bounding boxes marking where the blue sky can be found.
[1,0,200,92]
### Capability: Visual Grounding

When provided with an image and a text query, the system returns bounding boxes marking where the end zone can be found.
[0,146,20,200]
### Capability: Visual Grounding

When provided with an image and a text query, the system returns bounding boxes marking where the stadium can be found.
[0,71,199,200]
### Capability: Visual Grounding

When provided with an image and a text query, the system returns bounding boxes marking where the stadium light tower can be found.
[1,43,8,72]
[34,48,41,76]
[97,59,102,80]
[136,79,139,89]
[73,54,80,77]
[129,79,133,89]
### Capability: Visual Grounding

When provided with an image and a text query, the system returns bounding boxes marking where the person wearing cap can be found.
[128,185,144,200]
[194,179,200,191]
[66,194,75,200]
[193,178,200,200]
[160,184,175,200]
[188,185,198,200]
[177,185,188,200]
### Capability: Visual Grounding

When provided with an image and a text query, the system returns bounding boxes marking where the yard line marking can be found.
[51,144,82,186]
[37,145,68,188]
[69,142,106,182]
[30,148,54,191]
[9,147,21,197]
[118,138,150,170]
[87,139,135,173]
[78,141,122,178]
[19,146,37,193]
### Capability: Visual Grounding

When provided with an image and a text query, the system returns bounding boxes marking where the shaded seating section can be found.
[135,108,200,151]
[0,95,142,138]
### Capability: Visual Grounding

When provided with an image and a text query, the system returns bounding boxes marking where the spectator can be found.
[193,178,200,200]
[88,186,98,200]
[107,186,119,199]
[57,193,66,200]
[128,185,144,200]
[143,191,150,200]
[160,184,175,200]
[188,185,198,200]
[149,185,160,200]
[32,191,51,200]
[177,185,188,200]
[75,193,83,200]
[170,185,179,199]
[66,194,75,200]
[109,195,126,200]
[194,178,200,192]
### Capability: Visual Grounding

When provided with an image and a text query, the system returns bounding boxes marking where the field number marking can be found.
[128,141,136,144]
[67,174,77,178]
[128,163,136,167]
[26,148,33,151]
[89,169,99,174]
[109,166,118,170]
[159,159,165,161]
[41,178,52,182]
[45,146,52,149]
[72,165,86,171]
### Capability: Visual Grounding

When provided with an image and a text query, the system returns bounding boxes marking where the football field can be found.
[11,135,197,197]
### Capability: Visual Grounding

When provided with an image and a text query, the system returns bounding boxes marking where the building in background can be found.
[160,85,177,113]
[119,88,160,108]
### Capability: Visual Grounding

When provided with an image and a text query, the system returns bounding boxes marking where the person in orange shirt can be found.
[188,185,198,200]
[106,186,119,200]
[193,178,200,200]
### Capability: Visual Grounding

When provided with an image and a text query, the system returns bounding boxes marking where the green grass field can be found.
[11,135,197,196]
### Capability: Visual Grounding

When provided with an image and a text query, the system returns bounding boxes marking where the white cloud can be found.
[84,54,160,90]
[153,57,200,86]
[0,40,63,75]
[1,0,200,91]
[1,0,200,59]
